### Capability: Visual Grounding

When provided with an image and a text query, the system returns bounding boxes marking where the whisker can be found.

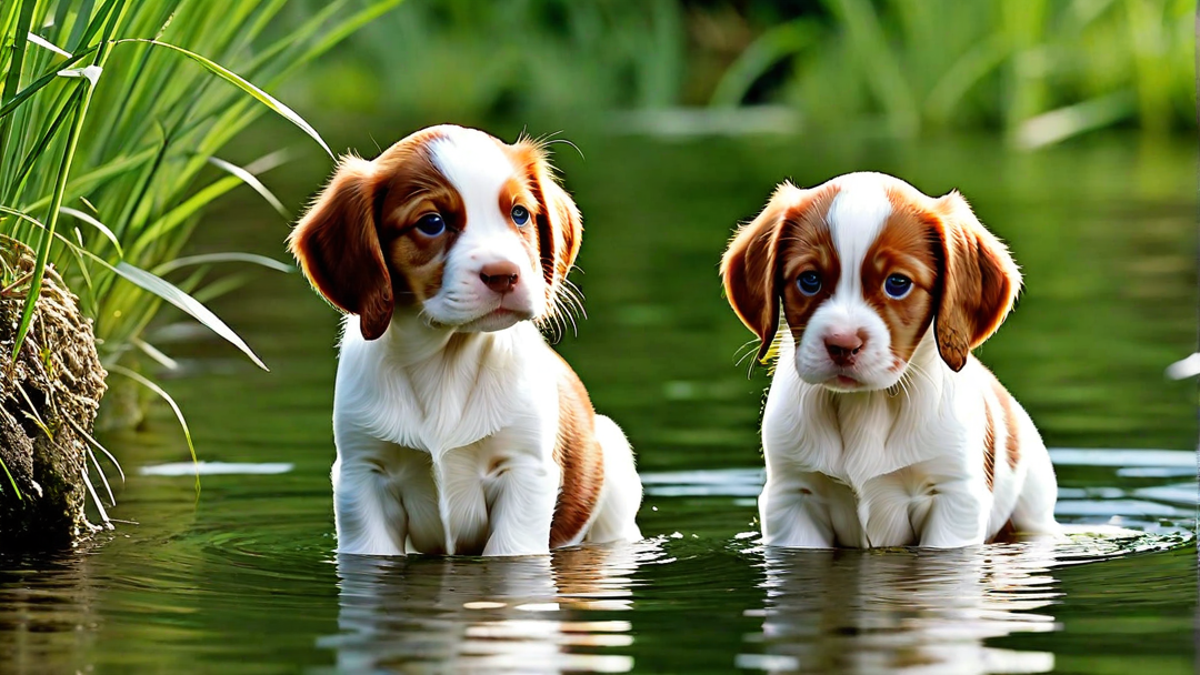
[544,136,584,161]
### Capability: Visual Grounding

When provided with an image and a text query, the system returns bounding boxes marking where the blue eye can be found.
[797,271,821,296]
[511,204,530,227]
[415,213,445,237]
[884,274,912,299]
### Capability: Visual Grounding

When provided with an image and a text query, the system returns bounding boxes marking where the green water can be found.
[1,131,1196,674]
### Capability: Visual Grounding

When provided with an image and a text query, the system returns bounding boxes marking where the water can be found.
[0,131,1195,673]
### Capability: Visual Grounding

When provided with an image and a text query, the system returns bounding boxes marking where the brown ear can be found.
[932,191,1022,371]
[287,155,394,340]
[524,144,582,297]
[720,183,805,362]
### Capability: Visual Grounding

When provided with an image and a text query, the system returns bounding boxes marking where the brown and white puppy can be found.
[721,172,1059,548]
[289,125,642,556]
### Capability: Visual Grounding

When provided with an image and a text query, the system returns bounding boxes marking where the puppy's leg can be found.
[1010,444,1061,536]
[482,454,559,556]
[583,415,643,544]
[333,453,409,556]
[759,478,836,548]
[919,481,990,548]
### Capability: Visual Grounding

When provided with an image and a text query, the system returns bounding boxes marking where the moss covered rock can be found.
[0,238,107,550]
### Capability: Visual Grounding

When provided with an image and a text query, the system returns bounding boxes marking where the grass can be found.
[302,0,1194,144]
[0,0,401,508]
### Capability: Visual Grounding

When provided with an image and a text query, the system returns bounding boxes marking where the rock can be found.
[0,237,108,551]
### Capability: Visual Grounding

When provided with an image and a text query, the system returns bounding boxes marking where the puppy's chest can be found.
[794,395,949,489]
[359,358,549,454]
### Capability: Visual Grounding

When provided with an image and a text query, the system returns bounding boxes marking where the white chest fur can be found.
[330,315,563,555]
[760,333,994,547]
[335,317,556,456]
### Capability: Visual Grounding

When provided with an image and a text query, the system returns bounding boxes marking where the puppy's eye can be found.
[415,213,446,237]
[797,271,821,296]
[510,204,530,227]
[884,274,912,299]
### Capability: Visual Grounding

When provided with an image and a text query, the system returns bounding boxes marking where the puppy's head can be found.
[288,125,582,340]
[720,172,1020,392]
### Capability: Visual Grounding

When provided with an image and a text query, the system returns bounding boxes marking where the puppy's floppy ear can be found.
[523,142,582,297]
[932,190,1021,372]
[720,183,804,362]
[288,155,393,341]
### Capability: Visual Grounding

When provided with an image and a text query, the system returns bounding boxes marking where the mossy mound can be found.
[0,237,108,550]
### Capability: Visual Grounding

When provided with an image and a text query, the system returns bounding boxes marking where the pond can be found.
[1,130,1195,674]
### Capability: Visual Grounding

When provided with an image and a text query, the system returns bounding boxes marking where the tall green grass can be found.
[719,0,1196,145]
[305,0,1194,144]
[0,0,400,503]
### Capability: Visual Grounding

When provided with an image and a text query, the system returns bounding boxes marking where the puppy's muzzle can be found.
[480,261,520,295]
[825,331,866,367]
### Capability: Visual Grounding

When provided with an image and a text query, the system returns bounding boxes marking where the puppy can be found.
[289,125,642,556]
[720,172,1059,548]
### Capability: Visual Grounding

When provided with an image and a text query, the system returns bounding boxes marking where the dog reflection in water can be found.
[321,541,655,673]
[739,543,1061,675]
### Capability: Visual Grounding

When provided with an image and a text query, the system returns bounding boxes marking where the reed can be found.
[0,0,400,501]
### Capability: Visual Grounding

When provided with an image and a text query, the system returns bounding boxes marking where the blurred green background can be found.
[204,0,1197,465]
[0,3,1195,672]
[284,0,1195,144]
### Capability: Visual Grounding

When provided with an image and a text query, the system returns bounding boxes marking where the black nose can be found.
[480,262,519,294]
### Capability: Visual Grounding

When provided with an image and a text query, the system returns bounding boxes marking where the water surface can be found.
[0,132,1194,674]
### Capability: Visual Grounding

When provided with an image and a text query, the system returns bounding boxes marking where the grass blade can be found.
[0,206,269,372]
[11,79,87,361]
[109,364,199,496]
[27,32,72,58]
[206,156,289,220]
[710,19,819,108]
[0,49,92,119]
[1016,90,1138,148]
[132,336,178,370]
[115,38,332,157]
[152,252,292,276]
[113,262,268,371]
[0,0,37,195]
[61,206,123,256]
[81,457,113,529]
[0,457,21,500]
[11,0,124,361]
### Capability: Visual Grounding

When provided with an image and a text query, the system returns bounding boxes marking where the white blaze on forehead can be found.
[827,173,892,298]
[428,126,517,237]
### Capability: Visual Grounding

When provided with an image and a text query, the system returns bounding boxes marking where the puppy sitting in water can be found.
[289,125,642,556]
[720,172,1060,548]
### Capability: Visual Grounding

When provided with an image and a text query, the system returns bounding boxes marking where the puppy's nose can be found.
[825,332,865,366]
[480,262,520,295]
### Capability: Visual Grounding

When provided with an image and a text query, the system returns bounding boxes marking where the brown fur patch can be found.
[864,194,940,364]
[549,357,605,548]
[720,182,841,360]
[501,139,582,307]
[289,127,465,339]
[928,191,1022,371]
[988,519,1018,544]
[991,379,1021,470]
[373,135,468,306]
[983,397,996,491]
[288,155,397,340]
